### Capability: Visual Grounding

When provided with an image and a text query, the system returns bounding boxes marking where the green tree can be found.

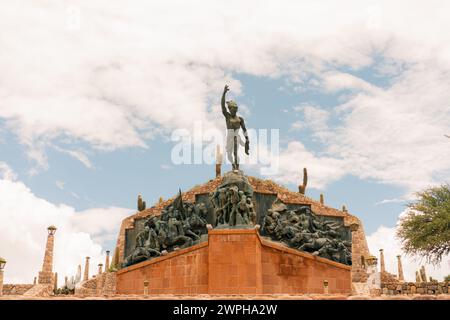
[397,184,450,265]
[445,275,450,282]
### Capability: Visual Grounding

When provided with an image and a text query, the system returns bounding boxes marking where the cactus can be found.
[53,272,58,293]
[137,194,146,211]
[298,168,308,194]
[420,266,427,283]
[416,271,422,282]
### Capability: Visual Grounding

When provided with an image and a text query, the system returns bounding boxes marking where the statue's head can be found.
[226,100,238,116]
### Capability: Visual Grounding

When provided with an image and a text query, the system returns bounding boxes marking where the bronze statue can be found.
[221,85,249,171]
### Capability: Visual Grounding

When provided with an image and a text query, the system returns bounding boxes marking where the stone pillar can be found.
[65,276,68,288]
[379,249,385,273]
[38,225,57,284]
[98,263,103,275]
[0,270,3,296]
[215,145,222,178]
[320,193,324,205]
[83,257,90,281]
[420,266,427,283]
[105,251,110,273]
[396,255,404,282]
[33,277,37,285]
[0,257,5,296]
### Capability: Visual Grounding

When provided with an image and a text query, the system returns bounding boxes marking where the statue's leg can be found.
[233,135,238,169]
[226,133,234,166]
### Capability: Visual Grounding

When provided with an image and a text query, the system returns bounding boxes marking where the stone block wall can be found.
[75,272,117,296]
[1,284,34,295]
[381,281,449,295]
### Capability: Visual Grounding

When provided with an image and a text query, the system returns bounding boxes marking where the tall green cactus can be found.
[298,167,308,194]
[137,194,146,211]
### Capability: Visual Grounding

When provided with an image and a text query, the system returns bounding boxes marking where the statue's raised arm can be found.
[221,85,230,118]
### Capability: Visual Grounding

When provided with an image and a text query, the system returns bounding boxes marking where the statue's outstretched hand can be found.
[224,84,229,93]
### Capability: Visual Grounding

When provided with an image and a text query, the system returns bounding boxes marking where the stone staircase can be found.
[22,284,53,297]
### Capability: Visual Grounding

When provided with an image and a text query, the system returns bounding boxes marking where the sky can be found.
[0,0,450,284]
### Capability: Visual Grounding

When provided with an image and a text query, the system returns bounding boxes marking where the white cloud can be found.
[0,162,17,181]
[53,146,94,169]
[326,65,450,193]
[291,105,331,141]
[322,71,378,93]
[1,0,450,191]
[0,164,132,284]
[271,141,346,190]
[55,180,65,190]
[160,164,172,170]
[70,207,133,244]
[366,211,450,282]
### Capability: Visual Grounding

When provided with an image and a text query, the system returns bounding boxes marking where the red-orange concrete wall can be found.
[116,243,209,294]
[261,243,351,294]
[116,228,351,295]
[208,229,263,294]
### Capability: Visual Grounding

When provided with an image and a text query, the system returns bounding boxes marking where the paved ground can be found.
[1,294,450,300]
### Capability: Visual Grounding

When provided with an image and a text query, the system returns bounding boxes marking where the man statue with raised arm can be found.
[220,84,249,171]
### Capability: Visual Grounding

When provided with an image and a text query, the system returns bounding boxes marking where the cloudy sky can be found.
[1,0,449,284]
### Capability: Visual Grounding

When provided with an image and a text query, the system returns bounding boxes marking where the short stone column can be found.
[323,280,329,294]
[379,249,385,273]
[83,257,90,281]
[396,255,404,282]
[38,225,57,284]
[143,280,149,295]
[98,263,103,275]
[105,251,110,272]
[0,257,6,296]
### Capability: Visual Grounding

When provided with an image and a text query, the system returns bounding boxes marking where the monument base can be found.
[38,271,54,285]
[116,228,351,295]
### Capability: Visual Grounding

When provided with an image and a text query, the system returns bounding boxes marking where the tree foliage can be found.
[397,184,450,265]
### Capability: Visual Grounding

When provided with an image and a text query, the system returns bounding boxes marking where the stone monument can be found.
[38,225,57,285]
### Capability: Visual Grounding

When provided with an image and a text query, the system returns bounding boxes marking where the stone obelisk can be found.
[397,255,404,282]
[379,249,385,273]
[105,250,110,273]
[38,225,57,284]
[83,257,90,281]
